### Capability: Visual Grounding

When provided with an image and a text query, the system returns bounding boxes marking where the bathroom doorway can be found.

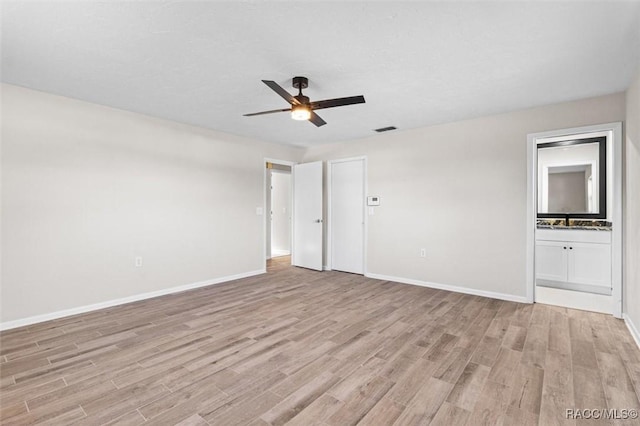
[526,122,622,317]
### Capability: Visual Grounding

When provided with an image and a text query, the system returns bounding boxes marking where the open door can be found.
[292,161,323,271]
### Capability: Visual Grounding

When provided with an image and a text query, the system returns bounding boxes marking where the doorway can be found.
[264,159,324,271]
[526,123,622,317]
[270,168,291,257]
[264,159,294,264]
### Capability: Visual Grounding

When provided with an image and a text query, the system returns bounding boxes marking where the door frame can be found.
[263,158,296,265]
[526,122,622,317]
[326,156,368,273]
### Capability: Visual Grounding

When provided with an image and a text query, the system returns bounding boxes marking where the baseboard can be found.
[0,269,266,331]
[365,272,529,304]
[535,285,613,315]
[623,313,640,350]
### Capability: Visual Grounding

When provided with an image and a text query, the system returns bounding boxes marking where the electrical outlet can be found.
[420,248,426,258]
[135,256,143,267]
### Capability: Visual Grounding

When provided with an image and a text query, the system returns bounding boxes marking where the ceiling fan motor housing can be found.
[294,94,310,105]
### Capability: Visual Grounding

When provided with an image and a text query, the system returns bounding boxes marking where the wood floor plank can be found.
[508,364,545,415]
[1,255,639,425]
[430,401,471,426]
[596,351,636,392]
[446,362,491,410]
[466,378,512,425]
[386,357,436,406]
[487,347,522,386]
[502,325,528,352]
[393,377,453,425]
[259,371,340,426]
[357,396,405,425]
[325,375,394,425]
[539,384,576,426]
[284,393,344,426]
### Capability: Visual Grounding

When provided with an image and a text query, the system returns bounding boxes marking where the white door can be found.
[330,158,365,274]
[271,171,291,257]
[535,241,568,282]
[293,161,323,271]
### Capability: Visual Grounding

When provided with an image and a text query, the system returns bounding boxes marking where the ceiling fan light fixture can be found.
[291,104,311,121]
[244,77,364,127]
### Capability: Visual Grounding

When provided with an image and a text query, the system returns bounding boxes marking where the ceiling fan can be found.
[243,76,365,127]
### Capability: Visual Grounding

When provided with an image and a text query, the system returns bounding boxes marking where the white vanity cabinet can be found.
[535,229,611,295]
[536,241,569,282]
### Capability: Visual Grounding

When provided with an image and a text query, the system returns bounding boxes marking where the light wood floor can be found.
[1,256,640,425]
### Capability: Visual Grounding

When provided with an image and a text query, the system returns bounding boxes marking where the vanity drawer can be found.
[536,229,611,244]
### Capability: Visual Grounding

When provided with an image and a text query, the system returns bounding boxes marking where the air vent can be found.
[374,126,397,133]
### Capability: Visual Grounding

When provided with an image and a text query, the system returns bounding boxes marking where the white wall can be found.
[625,69,640,339]
[0,84,303,324]
[304,93,625,301]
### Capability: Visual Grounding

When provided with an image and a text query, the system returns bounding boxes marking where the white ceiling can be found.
[2,1,639,147]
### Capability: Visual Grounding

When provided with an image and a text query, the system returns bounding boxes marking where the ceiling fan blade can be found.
[308,111,327,127]
[243,108,290,117]
[262,80,300,105]
[310,95,365,111]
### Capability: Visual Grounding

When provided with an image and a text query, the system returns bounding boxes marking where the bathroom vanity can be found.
[536,228,611,295]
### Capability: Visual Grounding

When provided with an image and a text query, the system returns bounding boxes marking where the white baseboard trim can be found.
[365,272,529,304]
[0,269,266,331]
[623,313,640,350]
[534,285,613,315]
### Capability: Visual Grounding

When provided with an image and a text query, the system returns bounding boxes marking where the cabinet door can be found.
[567,242,611,288]
[536,241,568,282]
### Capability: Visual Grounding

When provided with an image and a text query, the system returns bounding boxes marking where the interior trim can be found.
[624,313,640,350]
[365,272,529,304]
[536,279,612,296]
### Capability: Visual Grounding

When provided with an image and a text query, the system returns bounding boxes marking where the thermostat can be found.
[367,196,380,206]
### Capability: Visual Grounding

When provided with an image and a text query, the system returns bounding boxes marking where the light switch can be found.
[367,196,380,206]
[256,207,263,215]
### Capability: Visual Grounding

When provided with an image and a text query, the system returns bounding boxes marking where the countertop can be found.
[536,224,612,231]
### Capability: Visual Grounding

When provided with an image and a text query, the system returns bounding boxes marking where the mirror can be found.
[537,136,606,219]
